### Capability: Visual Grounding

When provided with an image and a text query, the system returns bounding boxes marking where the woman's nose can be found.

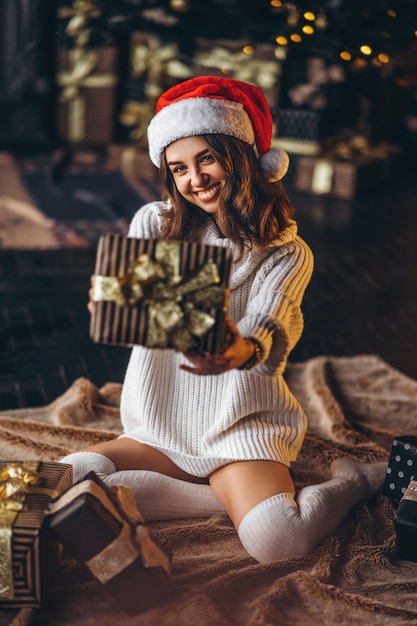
[190,166,206,187]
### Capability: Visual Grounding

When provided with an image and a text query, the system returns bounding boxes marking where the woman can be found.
[61,76,386,562]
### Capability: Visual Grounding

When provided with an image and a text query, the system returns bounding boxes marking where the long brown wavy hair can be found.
[158,134,295,253]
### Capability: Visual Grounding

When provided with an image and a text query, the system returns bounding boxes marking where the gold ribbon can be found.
[195,44,280,91]
[58,0,102,48]
[120,34,192,149]
[57,48,118,142]
[93,240,225,352]
[48,479,171,584]
[0,462,40,600]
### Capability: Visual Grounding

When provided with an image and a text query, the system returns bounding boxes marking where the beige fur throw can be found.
[1,354,417,626]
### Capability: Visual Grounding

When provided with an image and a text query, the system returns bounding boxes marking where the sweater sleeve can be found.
[127,202,165,239]
[237,237,314,376]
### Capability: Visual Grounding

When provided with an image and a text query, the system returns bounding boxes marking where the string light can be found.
[269,1,416,69]
[242,45,254,55]
[275,35,288,45]
[377,53,389,63]
[353,58,367,68]
[170,0,189,11]
[302,25,314,35]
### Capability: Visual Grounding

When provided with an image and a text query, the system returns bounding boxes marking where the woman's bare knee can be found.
[209,460,295,528]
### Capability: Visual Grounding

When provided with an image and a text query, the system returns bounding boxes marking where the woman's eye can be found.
[173,165,185,173]
[201,154,214,163]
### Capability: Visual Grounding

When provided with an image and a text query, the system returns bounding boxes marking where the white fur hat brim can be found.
[147,97,255,167]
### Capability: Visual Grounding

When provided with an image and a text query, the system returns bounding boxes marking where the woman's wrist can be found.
[237,337,263,371]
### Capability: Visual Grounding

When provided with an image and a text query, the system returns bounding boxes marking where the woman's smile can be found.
[165,136,226,214]
[195,183,221,201]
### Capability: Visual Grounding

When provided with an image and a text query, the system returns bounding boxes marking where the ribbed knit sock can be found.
[59,451,225,521]
[60,451,117,482]
[238,459,387,563]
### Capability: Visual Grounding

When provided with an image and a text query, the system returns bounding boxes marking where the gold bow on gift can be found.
[195,44,280,91]
[0,462,39,600]
[93,240,225,352]
[56,48,118,142]
[58,49,99,102]
[58,0,102,48]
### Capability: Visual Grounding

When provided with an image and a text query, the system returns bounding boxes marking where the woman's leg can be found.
[209,458,387,563]
[60,438,225,521]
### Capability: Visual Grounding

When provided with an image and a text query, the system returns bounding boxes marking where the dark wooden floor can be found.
[1,170,417,409]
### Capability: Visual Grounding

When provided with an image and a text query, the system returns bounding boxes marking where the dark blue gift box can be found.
[383,435,417,502]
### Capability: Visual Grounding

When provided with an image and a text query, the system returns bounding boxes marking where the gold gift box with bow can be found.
[0,461,72,608]
[90,235,232,354]
[56,46,118,144]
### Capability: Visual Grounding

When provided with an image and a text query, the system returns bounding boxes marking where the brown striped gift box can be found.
[56,47,119,145]
[0,461,72,608]
[48,472,172,616]
[90,235,232,354]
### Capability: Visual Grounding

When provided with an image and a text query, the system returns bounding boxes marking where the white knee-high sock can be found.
[60,451,117,482]
[238,459,387,563]
[104,469,225,521]
[60,451,225,521]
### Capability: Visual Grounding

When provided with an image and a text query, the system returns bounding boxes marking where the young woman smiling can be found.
[62,76,387,562]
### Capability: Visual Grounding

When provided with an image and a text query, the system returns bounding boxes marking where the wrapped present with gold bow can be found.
[48,472,172,616]
[0,461,72,608]
[89,235,232,354]
[193,38,283,109]
[294,139,402,199]
[56,46,118,144]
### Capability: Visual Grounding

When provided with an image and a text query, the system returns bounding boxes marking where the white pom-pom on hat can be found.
[147,75,289,181]
[259,148,290,182]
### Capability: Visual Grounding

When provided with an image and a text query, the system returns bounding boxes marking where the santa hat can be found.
[147,76,289,182]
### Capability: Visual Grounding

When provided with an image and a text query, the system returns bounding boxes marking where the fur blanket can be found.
[2,354,417,626]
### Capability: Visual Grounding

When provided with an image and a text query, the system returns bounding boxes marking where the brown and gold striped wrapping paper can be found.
[89,235,232,354]
[0,462,72,608]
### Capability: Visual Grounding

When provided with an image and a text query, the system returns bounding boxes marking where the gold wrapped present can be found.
[294,142,402,199]
[0,461,72,608]
[56,46,118,144]
[90,235,232,354]
[193,38,282,109]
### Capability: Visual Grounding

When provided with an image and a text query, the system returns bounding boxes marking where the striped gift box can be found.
[0,461,72,608]
[90,235,232,354]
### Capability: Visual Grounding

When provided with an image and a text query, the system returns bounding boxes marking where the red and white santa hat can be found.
[147,75,289,182]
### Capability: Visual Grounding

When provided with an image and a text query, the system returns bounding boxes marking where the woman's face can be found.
[165,136,227,214]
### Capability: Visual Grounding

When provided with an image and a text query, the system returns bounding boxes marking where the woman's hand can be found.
[179,317,255,376]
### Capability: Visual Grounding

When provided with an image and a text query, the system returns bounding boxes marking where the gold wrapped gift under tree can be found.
[56,0,119,144]
[56,46,119,144]
[90,235,232,354]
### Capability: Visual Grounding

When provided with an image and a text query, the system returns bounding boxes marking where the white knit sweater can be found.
[120,202,314,477]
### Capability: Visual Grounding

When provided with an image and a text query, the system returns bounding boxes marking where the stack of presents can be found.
[0,462,172,615]
[1,0,415,199]
[3,440,417,614]
[52,3,414,200]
